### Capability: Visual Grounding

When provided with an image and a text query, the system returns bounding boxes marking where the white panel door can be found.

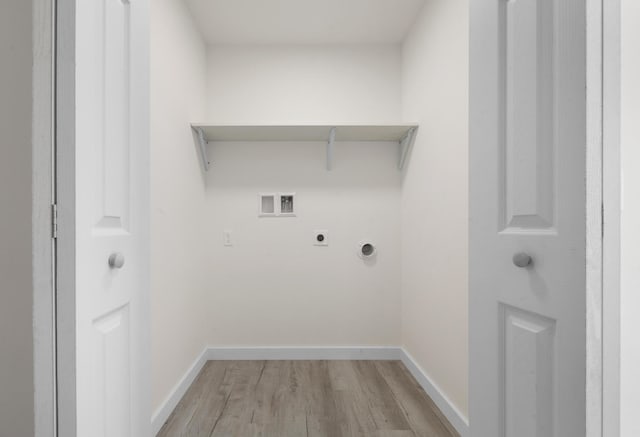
[67,0,150,435]
[469,0,586,436]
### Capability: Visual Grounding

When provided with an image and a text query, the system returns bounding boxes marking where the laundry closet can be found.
[150,0,469,433]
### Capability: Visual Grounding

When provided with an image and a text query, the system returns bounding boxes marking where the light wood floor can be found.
[157,360,458,437]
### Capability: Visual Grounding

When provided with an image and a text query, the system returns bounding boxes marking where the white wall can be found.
[152,8,470,424]
[150,0,209,413]
[620,1,640,434]
[151,29,405,417]
[203,44,403,346]
[400,0,469,419]
[203,141,402,346]
[207,45,402,124]
[0,1,35,435]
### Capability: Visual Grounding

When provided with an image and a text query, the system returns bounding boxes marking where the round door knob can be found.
[108,252,125,269]
[512,252,532,268]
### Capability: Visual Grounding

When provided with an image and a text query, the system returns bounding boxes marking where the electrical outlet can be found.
[314,230,329,246]
[223,230,233,246]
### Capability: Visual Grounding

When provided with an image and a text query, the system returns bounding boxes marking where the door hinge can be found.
[52,204,58,239]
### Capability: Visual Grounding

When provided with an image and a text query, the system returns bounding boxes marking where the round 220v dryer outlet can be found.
[314,230,329,246]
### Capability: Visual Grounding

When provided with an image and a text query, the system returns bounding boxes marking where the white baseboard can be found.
[151,346,468,437]
[151,347,209,436]
[399,348,469,436]
[205,346,402,361]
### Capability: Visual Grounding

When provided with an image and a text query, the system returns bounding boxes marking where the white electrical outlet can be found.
[223,230,233,246]
[314,230,329,246]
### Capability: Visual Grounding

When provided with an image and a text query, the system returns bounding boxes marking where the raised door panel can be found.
[502,306,555,437]
[501,0,556,233]
[94,0,131,234]
[92,306,131,437]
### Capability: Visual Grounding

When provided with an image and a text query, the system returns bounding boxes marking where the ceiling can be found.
[184,0,427,45]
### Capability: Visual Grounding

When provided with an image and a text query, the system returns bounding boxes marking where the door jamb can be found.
[586,0,605,435]
[54,0,77,435]
[33,0,57,436]
[585,0,622,434]
[602,0,622,434]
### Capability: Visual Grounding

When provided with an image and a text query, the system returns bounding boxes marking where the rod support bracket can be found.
[194,127,210,171]
[398,127,417,170]
[327,127,336,171]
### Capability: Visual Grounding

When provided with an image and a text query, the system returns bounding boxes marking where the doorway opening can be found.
[48,0,608,435]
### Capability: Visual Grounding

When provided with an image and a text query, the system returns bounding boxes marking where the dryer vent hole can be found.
[361,244,375,257]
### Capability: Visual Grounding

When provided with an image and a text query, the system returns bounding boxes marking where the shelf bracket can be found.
[193,127,210,171]
[327,127,336,171]
[398,127,417,170]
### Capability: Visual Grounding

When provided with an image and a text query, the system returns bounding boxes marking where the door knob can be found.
[108,252,125,269]
[512,252,532,268]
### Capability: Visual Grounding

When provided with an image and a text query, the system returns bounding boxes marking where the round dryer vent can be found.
[358,241,377,259]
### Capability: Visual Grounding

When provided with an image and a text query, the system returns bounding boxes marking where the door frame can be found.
[602,0,623,434]
[54,0,78,434]
[29,0,615,436]
[32,0,57,436]
[585,0,605,435]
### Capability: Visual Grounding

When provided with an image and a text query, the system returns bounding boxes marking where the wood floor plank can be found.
[157,361,226,437]
[375,361,459,437]
[327,360,362,392]
[333,389,378,436]
[157,360,457,437]
[208,361,265,437]
[250,361,308,436]
[350,361,412,432]
[300,361,342,437]
[372,431,417,437]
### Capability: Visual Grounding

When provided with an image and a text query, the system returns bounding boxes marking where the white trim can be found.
[206,346,401,361]
[33,0,56,435]
[151,346,468,437]
[585,0,605,434]
[399,349,469,436]
[151,348,210,436]
[602,0,621,434]
[55,0,78,435]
